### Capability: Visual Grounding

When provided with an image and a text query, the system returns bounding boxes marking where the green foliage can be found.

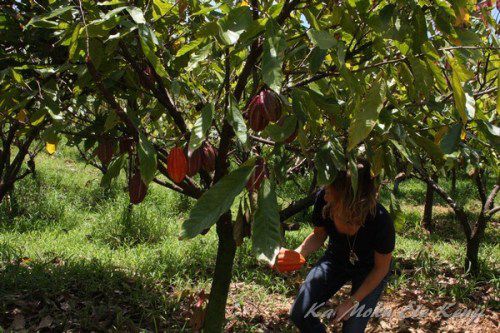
[179,160,256,240]
[251,178,282,265]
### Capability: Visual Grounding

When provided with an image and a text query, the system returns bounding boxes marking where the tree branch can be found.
[85,58,140,140]
[484,184,499,216]
[120,43,189,139]
[279,191,317,222]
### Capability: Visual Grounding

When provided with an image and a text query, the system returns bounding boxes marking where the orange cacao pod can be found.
[273,249,306,273]
[167,146,188,183]
[129,171,148,204]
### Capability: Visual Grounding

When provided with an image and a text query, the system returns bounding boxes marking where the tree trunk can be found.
[0,181,10,204]
[422,181,434,232]
[465,236,480,275]
[451,168,457,194]
[203,212,236,332]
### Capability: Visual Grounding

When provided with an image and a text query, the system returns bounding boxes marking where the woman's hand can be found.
[333,297,358,322]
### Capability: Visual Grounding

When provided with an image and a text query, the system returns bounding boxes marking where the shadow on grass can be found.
[400,209,498,245]
[0,176,66,233]
[0,252,191,332]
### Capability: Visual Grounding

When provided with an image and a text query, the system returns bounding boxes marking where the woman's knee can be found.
[290,301,304,327]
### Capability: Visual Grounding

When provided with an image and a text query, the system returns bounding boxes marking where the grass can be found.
[0,145,498,331]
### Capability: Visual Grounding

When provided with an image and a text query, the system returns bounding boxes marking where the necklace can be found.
[346,230,359,265]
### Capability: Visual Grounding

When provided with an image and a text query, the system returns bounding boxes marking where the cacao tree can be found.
[18,0,498,330]
[0,2,68,205]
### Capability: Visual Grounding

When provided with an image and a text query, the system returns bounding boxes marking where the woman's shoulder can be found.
[371,202,394,226]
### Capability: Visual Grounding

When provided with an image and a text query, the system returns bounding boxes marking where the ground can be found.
[0,146,498,332]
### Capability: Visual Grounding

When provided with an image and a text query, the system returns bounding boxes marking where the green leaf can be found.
[476,120,500,148]
[188,103,214,151]
[306,29,337,50]
[227,96,248,145]
[251,178,282,265]
[68,23,81,61]
[104,110,120,131]
[138,25,168,78]
[347,80,386,150]
[152,0,174,21]
[263,115,298,143]
[262,19,285,92]
[217,6,253,45]
[180,161,256,239]
[309,47,327,74]
[425,58,447,91]
[127,6,146,24]
[186,42,212,71]
[439,123,462,154]
[451,68,466,124]
[410,133,444,163]
[25,6,74,28]
[101,155,126,188]
[315,141,345,185]
[176,38,204,57]
[348,154,358,197]
[9,68,24,85]
[389,193,405,232]
[138,133,157,185]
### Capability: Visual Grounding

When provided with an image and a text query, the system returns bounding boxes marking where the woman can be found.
[289,161,395,332]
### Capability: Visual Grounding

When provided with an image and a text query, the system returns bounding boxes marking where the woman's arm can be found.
[334,251,392,322]
[294,226,328,258]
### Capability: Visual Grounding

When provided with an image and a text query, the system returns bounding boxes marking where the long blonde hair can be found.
[321,160,378,227]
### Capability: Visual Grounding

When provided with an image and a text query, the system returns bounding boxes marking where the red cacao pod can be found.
[119,136,134,154]
[261,89,282,122]
[96,137,116,166]
[129,171,148,205]
[247,95,269,131]
[246,157,268,192]
[187,146,203,176]
[201,141,217,172]
[167,146,188,183]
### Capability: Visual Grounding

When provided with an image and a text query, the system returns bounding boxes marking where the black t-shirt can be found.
[312,188,395,269]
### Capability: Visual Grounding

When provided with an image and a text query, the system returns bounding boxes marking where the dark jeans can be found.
[290,251,392,333]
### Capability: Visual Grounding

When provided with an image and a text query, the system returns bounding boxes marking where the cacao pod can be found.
[96,137,116,166]
[129,171,148,204]
[201,141,217,172]
[247,93,269,131]
[273,248,306,273]
[187,146,203,176]
[167,146,188,183]
[260,89,282,122]
[246,157,268,192]
[119,136,134,154]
